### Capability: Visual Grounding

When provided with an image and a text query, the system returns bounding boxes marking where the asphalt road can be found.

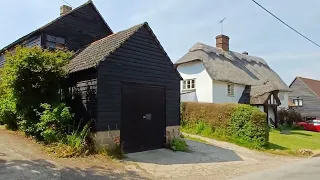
[233,157,320,180]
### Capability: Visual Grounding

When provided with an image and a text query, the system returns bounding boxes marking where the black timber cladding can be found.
[0,1,112,53]
[0,34,42,67]
[289,78,320,117]
[68,68,97,128]
[95,24,181,131]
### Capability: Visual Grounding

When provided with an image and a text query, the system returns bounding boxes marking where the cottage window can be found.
[227,84,234,96]
[182,79,195,90]
[293,98,303,106]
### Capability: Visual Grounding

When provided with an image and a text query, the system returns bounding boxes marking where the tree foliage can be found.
[0,46,72,134]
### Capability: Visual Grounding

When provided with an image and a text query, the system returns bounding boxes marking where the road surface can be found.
[233,157,320,180]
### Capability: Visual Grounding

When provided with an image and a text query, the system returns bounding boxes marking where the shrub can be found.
[181,102,269,149]
[228,105,268,148]
[47,120,93,158]
[0,95,18,130]
[36,103,73,143]
[278,109,303,127]
[169,138,188,152]
[0,46,72,135]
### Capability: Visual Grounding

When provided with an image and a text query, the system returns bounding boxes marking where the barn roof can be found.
[68,22,182,81]
[292,77,320,98]
[0,0,112,53]
[175,42,290,92]
[68,23,144,73]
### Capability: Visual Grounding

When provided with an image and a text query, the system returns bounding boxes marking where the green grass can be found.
[182,135,207,143]
[269,130,320,151]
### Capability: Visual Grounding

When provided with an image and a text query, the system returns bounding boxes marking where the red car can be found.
[297,120,320,132]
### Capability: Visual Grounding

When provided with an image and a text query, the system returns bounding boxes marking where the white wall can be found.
[177,61,213,102]
[268,106,275,125]
[256,105,264,112]
[212,81,246,103]
[278,91,289,109]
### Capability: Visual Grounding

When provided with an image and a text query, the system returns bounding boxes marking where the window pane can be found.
[183,81,186,89]
[299,99,303,106]
[191,80,195,88]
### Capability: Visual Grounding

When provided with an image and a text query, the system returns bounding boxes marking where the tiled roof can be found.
[297,77,320,98]
[68,23,146,73]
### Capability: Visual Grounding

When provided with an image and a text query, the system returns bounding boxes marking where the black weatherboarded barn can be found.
[68,22,181,152]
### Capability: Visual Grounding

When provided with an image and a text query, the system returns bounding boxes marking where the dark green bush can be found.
[229,105,268,148]
[0,46,72,136]
[278,109,303,127]
[0,96,18,130]
[181,102,269,149]
[169,138,188,152]
[36,103,73,143]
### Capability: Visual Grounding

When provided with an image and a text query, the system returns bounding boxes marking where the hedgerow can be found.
[181,102,268,149]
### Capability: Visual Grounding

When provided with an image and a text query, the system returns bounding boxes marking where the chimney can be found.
[216,35,230,51]
[242,51,248,55]
[60,5,72,16]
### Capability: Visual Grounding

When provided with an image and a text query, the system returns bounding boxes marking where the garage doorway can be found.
[121,83,166,153]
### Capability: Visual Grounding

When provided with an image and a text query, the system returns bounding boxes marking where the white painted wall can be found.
[177,61,213,102]
[256,105,264,112]
[268,106,275,125]
[278,91,289,109]
[212,81,246,103]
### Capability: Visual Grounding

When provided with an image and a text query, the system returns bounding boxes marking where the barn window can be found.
[182,79,195,90]
[227,84,234,96]
[293,98,303,106]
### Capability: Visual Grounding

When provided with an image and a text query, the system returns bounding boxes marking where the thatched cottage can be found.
[175,34,290,127]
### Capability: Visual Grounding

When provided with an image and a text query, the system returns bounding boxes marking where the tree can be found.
[0,46,73,135]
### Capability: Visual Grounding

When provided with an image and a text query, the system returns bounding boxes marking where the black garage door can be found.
[121,83,166,153]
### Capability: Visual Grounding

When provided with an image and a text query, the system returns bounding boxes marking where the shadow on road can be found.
[126,140,242,165]
[0,159,148,180]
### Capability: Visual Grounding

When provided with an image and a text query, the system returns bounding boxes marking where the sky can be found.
[1,0,320,85]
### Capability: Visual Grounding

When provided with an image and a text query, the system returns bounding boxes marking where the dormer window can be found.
[182,79,195,91]
[227,84,234,96]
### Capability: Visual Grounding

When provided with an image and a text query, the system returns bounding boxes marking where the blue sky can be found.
[1,0,320,84]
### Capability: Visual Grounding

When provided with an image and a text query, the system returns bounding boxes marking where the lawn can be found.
[268,130,320,154]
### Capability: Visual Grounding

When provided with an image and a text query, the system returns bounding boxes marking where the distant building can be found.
[289,77,320,118]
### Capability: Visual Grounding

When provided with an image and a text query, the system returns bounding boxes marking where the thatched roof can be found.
[175,42,290,92]
[239,85,281,105]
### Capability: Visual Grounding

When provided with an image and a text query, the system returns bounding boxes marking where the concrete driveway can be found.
[126,135,298,180]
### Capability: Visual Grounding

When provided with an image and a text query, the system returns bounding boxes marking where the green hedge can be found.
[181,102,268,149]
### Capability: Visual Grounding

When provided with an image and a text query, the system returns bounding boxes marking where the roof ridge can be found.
[297,76,320,82]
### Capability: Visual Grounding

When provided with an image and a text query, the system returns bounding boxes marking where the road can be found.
[233,157,320,180]
[0,129,149,180]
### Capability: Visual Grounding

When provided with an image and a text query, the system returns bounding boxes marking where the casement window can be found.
[293,98,303,106]
[182,79,195,90]
[227,84,234,96]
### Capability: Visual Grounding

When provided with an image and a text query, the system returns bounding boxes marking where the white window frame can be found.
[293,98,303,106]
[182,79,195,91]
[227,84,234,97]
